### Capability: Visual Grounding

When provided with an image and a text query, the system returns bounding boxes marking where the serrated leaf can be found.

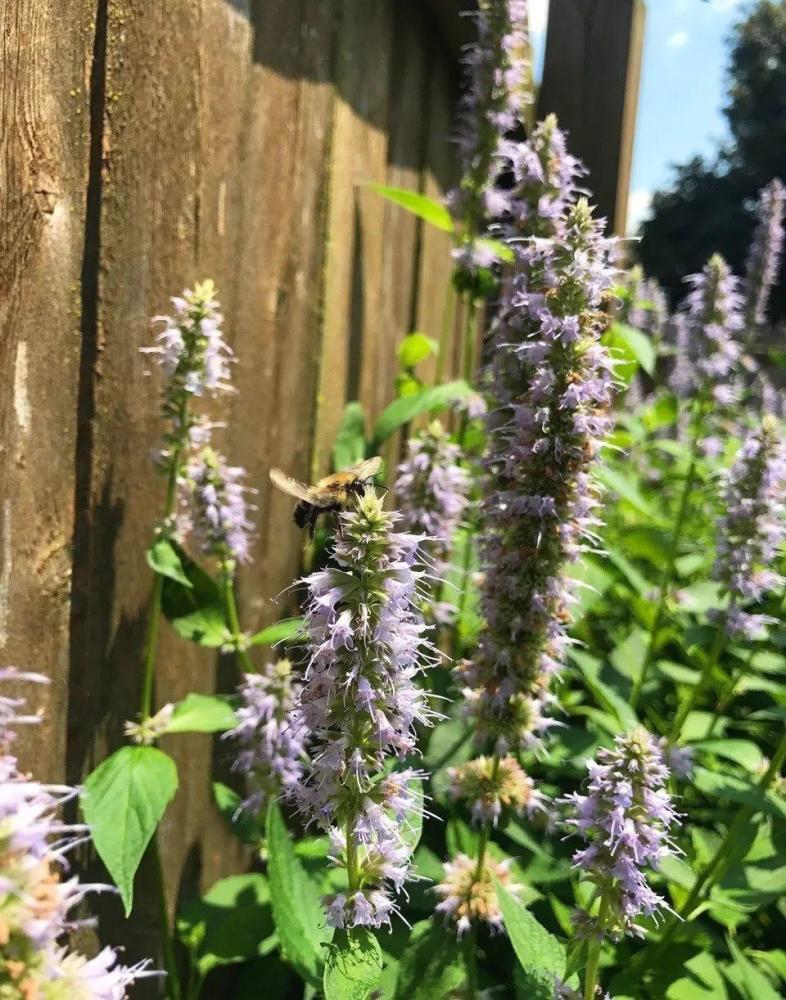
[323,929,383,1000]
[368,184,454,232]
[81,746,178,915]
[161,548,227,646]
[333,402,368,471]
[267,802,332,988]
[164,693,236,734]
[496,881,565,991]
[146,537,193,588]
[393,921,464,1000]
[177,873,276,974]
[249,617,305,647]
[372,381,471,446]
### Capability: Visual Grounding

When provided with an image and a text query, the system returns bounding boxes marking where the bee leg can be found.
[308,510,318,541]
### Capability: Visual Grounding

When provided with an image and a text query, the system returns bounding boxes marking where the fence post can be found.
[537,0,646,235]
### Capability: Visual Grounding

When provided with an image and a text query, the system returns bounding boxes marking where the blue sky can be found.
[530,0,748,232]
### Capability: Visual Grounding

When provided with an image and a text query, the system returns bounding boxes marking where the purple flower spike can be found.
[228,660,305,815]
[180,447,255,565]
[713,416,786,638]
[560,728,678,941]
[0,670,155,995]
[744,178,786,329]
[678,254,745,406]
[294,491,438,929]
[395,421,470,577]
[463,194,616,751]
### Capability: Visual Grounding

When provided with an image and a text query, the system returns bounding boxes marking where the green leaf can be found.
[372,381,471,446]
[161,549,227,646]
[393,921,464,1000]
[333,402,368,471]
[249,617,305,647]
[212,782,261,846]
[397,332,438,369]
[695,739,765,773]
[324,929,383,1000]
[497,881,565,974]
[177,874,277,974]
[475,236,515,264]
[81,746,178,915]
[693,767,786,820]
[496,881,565,997]
[146,537,193,588]
[164,693,236,735]
[596,464,665,523]
[604,321,656,379]
[570,650,638,730]
[266,802,332,988]
[368,184,454,232]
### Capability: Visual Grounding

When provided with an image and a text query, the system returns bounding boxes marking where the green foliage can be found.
[81,746,178,914]
[164,693,236,734]
[497,882,570,998]
[323,930,384,1000]
[367,184,454,232]
[392,922,464,1000]
[249,617,305,647]
[160,545,228,646]
[266,802,333,988]
[334,402,368,470]
[372,380,472,446]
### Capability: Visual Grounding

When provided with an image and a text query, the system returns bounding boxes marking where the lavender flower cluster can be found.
[678,254,745,408]
[180,447,255,565]
[462,187,616,754]
[294,491,437,929]
[713,417,786,638]
[143,282,254,566]
[561,728,678,941]
[744,178,786,329]
[0,669,152,998]
[228,660,305,815]
[395,420,470,575]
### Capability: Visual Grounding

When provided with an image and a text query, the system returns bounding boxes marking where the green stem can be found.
[452,526,476,661]
[220,562,255,675]
[668,611,728,743]
[464,933,480,999]
[582,896,609,1000]
[152,832,182,1000]
[631,446,700,710]
[705,645,755,738]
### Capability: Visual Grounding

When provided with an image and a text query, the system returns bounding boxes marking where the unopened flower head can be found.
[180,447,255,565]
[142,280,234,474]
[679,254,745,406]
[434,852,522,937]
[744,178,785,329]
[228,660,305,815]
[0,669,153,996]
[466,195,616,750]
[295,490,437,928]
[124,702,175,746]
[713,416,786,638]
[448,754,542,826]
[560,728,678,940]
[395,421,470,574]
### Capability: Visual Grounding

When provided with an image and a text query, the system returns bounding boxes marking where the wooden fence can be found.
[0,0,643,977]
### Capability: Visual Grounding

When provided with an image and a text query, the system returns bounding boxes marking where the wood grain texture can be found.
[0,0,91,780]
[538,0,645,235]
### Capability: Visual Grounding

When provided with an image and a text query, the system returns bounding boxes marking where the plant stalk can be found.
[220,561,256,676]
[631,444,700,710]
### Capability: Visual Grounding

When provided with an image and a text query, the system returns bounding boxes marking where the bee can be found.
[269,456,383,538]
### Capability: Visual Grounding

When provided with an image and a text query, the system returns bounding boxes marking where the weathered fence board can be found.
[0,1,91,782]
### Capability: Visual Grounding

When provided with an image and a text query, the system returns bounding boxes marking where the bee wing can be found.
[269,468,313,503]
[352,456,383,480]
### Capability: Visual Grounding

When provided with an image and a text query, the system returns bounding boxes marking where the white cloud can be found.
[529,0,549,37]
[709,0,742,9]
[627,189,653,235]
[667,30,689,48]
